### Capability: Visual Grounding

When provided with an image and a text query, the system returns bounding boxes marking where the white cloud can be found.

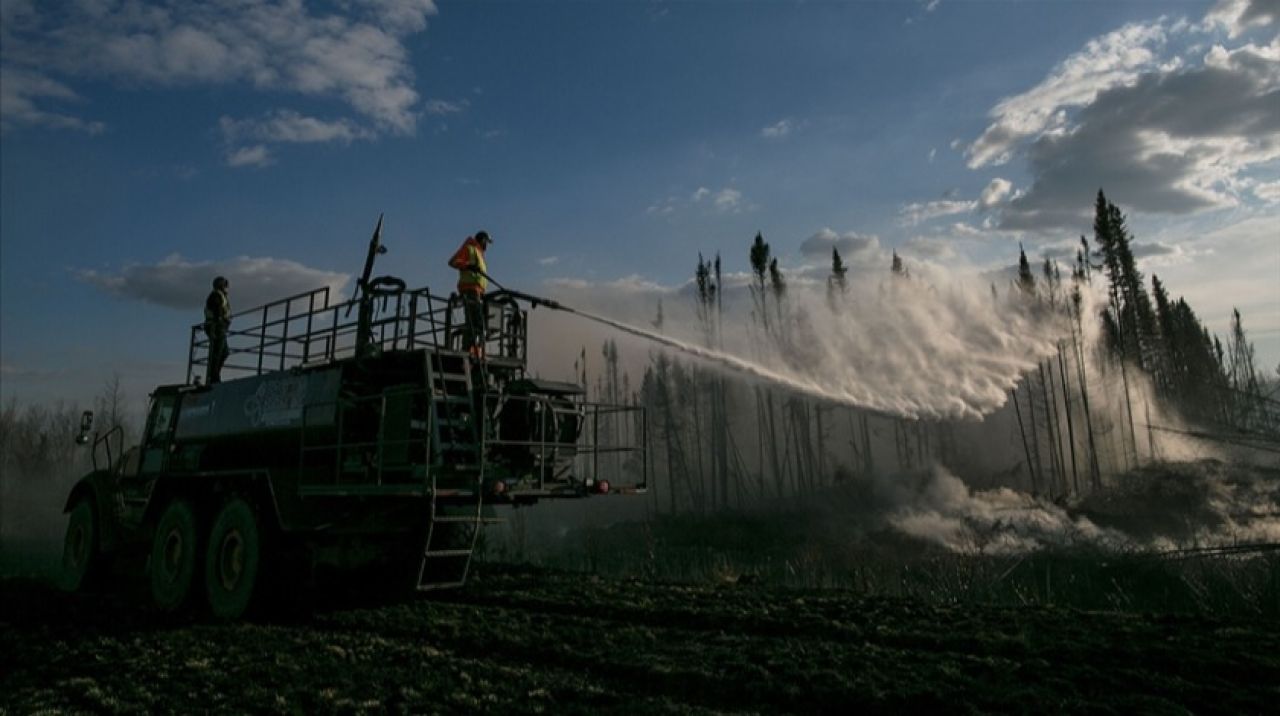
[0,66,105,134]
[0,0,437,136]
[760,118,793,139]
[685,186,745,213]
[970,5,1280,231]
[546,274,676,294]
[714,188,743,212]
[225,144,272,168]
[646,198,678,216]
[424,98,469,115]
[219,111,371,145]
[1205,0,1279,38]
[77,254,351,311]
[978,178,1013,208]
[538,256,560,266]
[965,20,1173,169]
[1253,179,1280,201]
[799,228,881,260]
[900,199,974,225]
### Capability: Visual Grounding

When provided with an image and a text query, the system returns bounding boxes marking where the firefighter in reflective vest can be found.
[448,231,492,357]
[204,276,231,384]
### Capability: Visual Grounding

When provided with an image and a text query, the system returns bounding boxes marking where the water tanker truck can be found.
[60,218,647,619]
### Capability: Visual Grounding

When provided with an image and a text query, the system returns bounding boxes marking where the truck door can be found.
[138,393,179,475]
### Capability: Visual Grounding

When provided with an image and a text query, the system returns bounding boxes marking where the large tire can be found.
[204,498,261,620]
[61,497,101,592]
[149,499,199,612]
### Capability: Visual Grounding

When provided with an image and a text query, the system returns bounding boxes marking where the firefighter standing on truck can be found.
[204,276,231,384]
[448,230,492,357]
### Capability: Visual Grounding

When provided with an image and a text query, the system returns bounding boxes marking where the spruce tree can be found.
[828,247,849,308]
[1016,243,1036,298]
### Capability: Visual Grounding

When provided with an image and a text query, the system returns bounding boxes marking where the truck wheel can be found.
[61,497,101,592]
[204,498,261,620]
[150,499,199,612]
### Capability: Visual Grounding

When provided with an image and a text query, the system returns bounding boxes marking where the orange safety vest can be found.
[448,236,488,295]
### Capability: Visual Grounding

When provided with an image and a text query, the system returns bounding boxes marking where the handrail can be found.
[186,284,530,383]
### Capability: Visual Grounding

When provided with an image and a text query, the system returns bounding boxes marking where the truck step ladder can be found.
[418,351,485,591]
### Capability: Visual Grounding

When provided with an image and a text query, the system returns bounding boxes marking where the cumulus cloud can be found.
[0,0,438,139]
[799,228,881,260]
[965,21,1174,169]
[999,44,1280,229]
[77,254,350,311]
[967,4,1280,231]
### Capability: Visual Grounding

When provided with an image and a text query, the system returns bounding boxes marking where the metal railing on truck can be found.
[486,394,648,495]
[186,285,528,383]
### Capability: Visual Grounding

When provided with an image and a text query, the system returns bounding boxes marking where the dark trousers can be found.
[460,292,486,356]
[206,323,229,384]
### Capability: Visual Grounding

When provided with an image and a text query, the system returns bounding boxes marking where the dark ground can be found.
[2,564,1278,715]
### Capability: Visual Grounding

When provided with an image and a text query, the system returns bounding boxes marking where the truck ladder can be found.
[418,351,485,590]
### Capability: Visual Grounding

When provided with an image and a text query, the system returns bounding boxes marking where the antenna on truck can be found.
[350,214,390,358]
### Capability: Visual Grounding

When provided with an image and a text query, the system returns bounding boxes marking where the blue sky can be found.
[2,0,1278,408]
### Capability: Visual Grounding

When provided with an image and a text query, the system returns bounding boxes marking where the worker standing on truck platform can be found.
[448,231,492,358]
[204,276,231,384]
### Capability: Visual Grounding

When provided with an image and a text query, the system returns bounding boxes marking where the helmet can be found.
[213,276,229,290]
[475,230,492,245]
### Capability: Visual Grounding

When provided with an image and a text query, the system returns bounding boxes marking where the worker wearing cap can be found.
[204,276,232,384]
[448,231,492,357]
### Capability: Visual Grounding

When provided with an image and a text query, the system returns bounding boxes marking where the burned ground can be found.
[3,563,1278,714]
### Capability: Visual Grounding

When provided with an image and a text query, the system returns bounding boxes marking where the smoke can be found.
[843,460,1280,555]
[873,465,1130,554]
[0,466,78,581]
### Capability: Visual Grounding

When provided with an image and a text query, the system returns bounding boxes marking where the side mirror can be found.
[75,410,94,445]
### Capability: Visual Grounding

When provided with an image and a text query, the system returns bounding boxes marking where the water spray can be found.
[482,270,884,411]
